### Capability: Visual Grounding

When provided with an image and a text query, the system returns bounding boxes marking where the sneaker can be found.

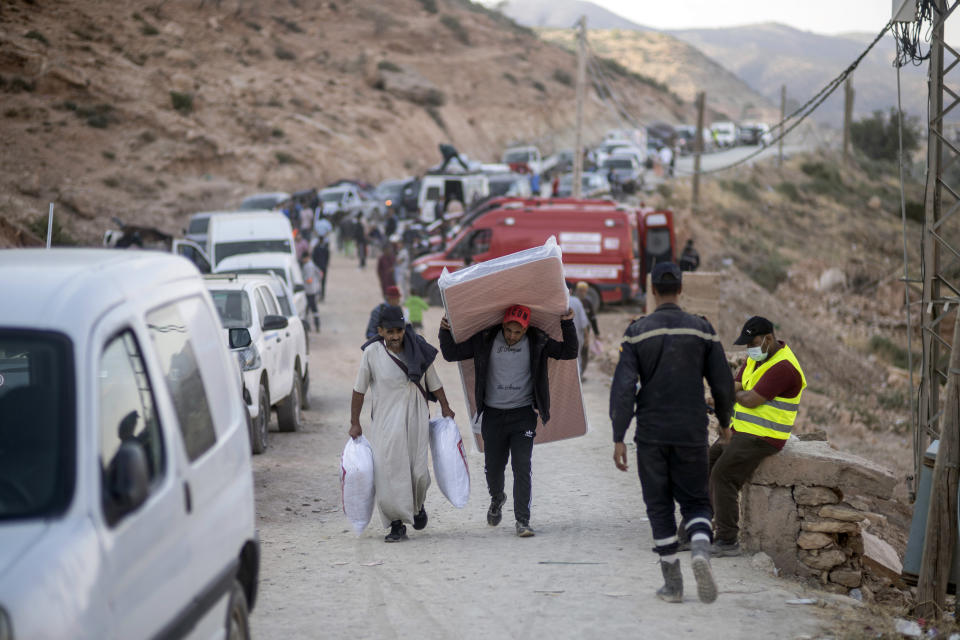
[487,492,506,526]
[711,539,742,558]
[690,539,718,604]
[515,521,535,537]
[384,520,407,543]
[413,506,428,531]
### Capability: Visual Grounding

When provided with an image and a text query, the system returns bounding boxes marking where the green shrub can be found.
[8,77,36,93]
[800,161,844,196]
[904,200,924,223]
[170,91,193,114]
[102,150,116,160]
[868,335,915,370]
[851,108,920,162]
[774,181,800,200]
[439,15,470,45]
[275,151,295,164]
[552,68,573,87]
[878,389,909,410]
[502,72,517,84]
[532,80,546,93]
[25,30,49,45]
[741,249,789,292]
[655,183,673,200]
[418,0,438,13]
[271,128,285,138]
[27,213,75,246]
[720,179,758,202]
[274,46,296,61]
[76,103,115,128]
[102,176,120,188]
[141,23,159,36]
[377,60,401,72]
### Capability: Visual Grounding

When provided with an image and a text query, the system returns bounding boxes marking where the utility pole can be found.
[778,85,786,168]
[572,16,587,199]
[843,75,854,166]
[692,91,705,212]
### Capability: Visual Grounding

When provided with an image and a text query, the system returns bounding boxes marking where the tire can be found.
[426,280,443,307]
[251,384,269,454]
[277,372,303,432]
[300,366,311,410]
[224,578,250,640]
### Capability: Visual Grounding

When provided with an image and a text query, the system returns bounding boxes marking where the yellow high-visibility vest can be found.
[732,343,806,440]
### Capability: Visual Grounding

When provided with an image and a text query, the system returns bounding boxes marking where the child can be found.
[405,293,429,332]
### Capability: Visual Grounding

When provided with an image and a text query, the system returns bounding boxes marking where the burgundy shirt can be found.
[733,342,802,450]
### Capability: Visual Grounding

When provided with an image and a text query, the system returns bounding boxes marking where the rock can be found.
[829,568,862,587]
[741,484,800,574]
[816,268,846,292]
[800,549,847,570]
[818,504,866,522]
[751,439,897,499]
[797,531,833,549]
[848,587,863,601]
[163,21,185,38]
[370,64,445,107]
[750,552,777,576]
[801,519,860,534]
[165,49,194,65]
[794,485,841,506]
[861,531,903,584]
[868,195,883,210]
[170,72,194,93]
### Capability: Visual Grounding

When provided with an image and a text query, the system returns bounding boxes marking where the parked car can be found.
[173,211,298,274]
[204,273,307,453]
[417,171,490,223]
[376,178,411,217]
[318,184,382,219]
[555,172,612,198]
[215,252,308,326]
[594,139,634,167]
[0,248,259,639]
[239,191,289,211]
[601,154,644,193]
[710,121,739,148]
[487,173,534,198]
[739,122,772,146]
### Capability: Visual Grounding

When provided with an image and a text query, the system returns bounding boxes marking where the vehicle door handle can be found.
[285,332,291,337]
[183,482,192,514]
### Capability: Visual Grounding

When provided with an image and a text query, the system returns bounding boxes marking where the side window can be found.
[470,229,492,255]
[253,288,267,323]
[99,331,165,525]
[259,287,280,316]
[146,302,217,462]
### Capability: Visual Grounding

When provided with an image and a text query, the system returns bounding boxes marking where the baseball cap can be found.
[503,304,531,329]
[733,316,774,345]
[385,285,401,298]
[379,305,406,329]
[651,262,682,285]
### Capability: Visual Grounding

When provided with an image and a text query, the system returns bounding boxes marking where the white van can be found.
[215,252,308,323]
[502,145,543,175]
[710,121,739,148]
[0,249,258,639]
[417,172,489,223]
[174,211,297,273]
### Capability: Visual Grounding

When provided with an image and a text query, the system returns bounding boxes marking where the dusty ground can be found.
[246,250,865,640]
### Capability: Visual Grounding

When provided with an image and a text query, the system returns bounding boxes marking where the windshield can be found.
[188,217,209,234]
[504,150,533,163]
[209,290,253,328]
[377,183,404,199]
[214,239,291,264]
[321,191,345,203]
[240,196,283,210]
[488,179,514,197]
[0,330,74,520]
[604,159,633,169]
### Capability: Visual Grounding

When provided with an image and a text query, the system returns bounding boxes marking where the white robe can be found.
[353,341,441,527]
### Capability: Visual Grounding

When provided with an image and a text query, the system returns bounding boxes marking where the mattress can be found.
[438,238,588,451]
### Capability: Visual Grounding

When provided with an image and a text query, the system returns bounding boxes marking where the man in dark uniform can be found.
[610,262,734,604]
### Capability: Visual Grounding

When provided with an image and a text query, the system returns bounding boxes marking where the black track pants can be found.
[481,405,537,524]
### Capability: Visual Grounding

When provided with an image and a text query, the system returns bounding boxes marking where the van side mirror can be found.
[107,441,150,521]
[229,328,252,349]
[262,314,289,331]
[294,283,305,293]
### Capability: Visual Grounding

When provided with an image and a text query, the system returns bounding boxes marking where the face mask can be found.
[747,337,769,362]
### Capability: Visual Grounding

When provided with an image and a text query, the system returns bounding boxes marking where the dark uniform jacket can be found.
[610,303,734,446]
[439,319,578,424]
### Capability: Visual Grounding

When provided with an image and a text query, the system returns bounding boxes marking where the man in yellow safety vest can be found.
[710,316,806,557]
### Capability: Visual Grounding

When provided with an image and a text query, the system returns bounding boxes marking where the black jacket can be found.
[609,303,734,446]
[439,319,578,424]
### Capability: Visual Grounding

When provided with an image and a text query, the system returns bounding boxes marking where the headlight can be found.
[414,263,428,274]
[236,345,261,371]
[0,607,12,640]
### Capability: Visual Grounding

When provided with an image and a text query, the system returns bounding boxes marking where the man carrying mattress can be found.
[350,306,456,542]
[439,304,578,537]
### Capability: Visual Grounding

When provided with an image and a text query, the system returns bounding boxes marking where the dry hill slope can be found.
[0,0,687,245]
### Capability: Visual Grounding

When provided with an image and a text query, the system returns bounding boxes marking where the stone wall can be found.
[739,438,899,594]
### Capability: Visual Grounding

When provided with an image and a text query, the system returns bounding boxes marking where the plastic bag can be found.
[340,436,375,534]
[428,417,470,508]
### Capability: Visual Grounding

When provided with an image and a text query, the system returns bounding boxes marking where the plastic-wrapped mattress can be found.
[438,238,587,451]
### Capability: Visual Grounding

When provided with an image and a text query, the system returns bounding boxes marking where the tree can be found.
[850,108,920,162]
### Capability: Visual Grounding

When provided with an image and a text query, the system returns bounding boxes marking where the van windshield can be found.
[604,159,633,169]
[209,290,253,328]
[504,150,533,164]
[215,240,291,264]
[321,191,345,203]
[0,330,74,521]
[188,217,209,234]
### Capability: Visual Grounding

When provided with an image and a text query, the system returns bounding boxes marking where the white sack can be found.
[428,417,470,508]
[341,435,376,534]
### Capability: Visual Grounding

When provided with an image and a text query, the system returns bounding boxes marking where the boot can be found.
[690,539,718,604]
[656,559,683,603]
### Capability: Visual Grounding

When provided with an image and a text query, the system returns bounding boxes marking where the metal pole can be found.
[843,75,854,165]
[692,91,705,212]
[46,203,54,249]
[572,16,586,199]
[778,85,786,168]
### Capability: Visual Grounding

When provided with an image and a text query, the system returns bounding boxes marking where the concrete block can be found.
[794,485,842,506]
[797,531,833,549]
[751,440,896,499]
[818,504,866,522]
[741,484,799,574]
[801,519,860,534]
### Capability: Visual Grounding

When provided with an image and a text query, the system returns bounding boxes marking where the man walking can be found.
[350,306,455,542]
[439,305,578,537]
[610,263,734,604]
[300,253,322,332]
[710,316,806,556]
[573,282,599,376]
[311,235,330,302]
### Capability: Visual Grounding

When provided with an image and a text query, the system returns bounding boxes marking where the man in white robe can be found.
[350,305,455,542]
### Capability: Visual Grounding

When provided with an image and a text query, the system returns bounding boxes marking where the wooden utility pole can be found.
[778,85,786,168]
[916,313,960,619]
[843,75,855,165]
[572,16,587,199]
[692,91,706,212]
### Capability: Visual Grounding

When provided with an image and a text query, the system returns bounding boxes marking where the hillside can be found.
[669,22,929,125]
[538,28,778,124]
[0,0,687,246]
[498,0,646,31]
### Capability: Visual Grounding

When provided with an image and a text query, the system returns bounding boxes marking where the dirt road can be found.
[248,252,837,640]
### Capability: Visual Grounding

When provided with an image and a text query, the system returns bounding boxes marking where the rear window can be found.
[0,330,75,520]
[209,290,253,328]
[646,228,672,261]
[214,239,291,264]
[188,217,209,234]
[604,159,633,169]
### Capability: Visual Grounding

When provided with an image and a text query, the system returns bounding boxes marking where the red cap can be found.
[503,304,531,329]
[385,285,401,298]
